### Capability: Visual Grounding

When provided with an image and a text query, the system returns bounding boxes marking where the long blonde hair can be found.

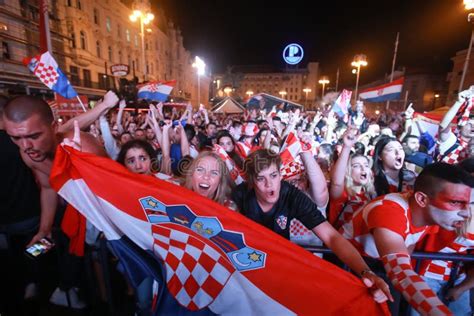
[184,151,234,205]
[345,154,376,198]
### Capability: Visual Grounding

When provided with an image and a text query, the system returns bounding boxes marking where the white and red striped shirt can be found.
[342,192,437,258]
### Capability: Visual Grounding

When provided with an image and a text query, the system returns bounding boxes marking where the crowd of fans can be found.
[1,87,474,315]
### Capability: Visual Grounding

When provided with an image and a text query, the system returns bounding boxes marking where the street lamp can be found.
[279,90,287,99]
[351,54,368,103]
[303,87,311,107]
[130,8,154,82]
[459,0,474,91]
[318,77,329,98]
[246,90,254,98]
[224,86,232,96]
[192,56,206,107]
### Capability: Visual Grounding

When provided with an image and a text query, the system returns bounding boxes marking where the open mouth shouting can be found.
[393,156,404,169]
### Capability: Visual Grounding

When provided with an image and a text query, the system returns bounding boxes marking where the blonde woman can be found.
[184,151,236,209]
[329,127,376,230]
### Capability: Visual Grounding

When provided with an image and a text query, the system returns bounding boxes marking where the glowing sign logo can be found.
[283,43,304,65]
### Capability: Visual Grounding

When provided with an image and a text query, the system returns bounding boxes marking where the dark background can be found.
[154,0,473,87]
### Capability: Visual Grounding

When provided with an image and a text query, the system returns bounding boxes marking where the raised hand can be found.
[458,88,473,102]
[405,103,414,119]
[102,91,119,109]
[353,114,365,127]
[326,111,338,128]
[342,126,359,148]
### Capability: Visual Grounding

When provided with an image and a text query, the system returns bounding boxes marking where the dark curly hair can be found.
[116,139,159,173]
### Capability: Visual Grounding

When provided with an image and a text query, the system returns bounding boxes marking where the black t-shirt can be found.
[0,130,41,224]
[232,181,326,239]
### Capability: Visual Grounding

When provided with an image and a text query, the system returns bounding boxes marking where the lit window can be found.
[106,17,111,32]
[125,29,130,42]
[79,31,86,49]
[70,32,76,48]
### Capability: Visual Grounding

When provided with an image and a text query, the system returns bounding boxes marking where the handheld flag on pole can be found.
[50,147,389,315]
[332,89,352,118]
[24,51,79,100]
[138,80,176,102]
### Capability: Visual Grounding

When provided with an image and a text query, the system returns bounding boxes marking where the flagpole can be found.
[76,96,87,112]
[403,90,409,109]
[39,0,52,53]
[335,68,340,92]
[386,32,399,111]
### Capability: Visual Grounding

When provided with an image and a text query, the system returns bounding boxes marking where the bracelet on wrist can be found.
[360,269,375,278]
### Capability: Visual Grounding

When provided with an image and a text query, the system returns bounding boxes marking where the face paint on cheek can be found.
[428,205,469,231]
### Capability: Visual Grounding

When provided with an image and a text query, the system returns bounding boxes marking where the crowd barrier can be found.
[89,240,474,315]
[303,245,474,316]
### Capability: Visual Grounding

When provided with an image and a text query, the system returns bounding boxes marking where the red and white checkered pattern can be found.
[279,131,303,165]
[280,160,304,179]
[148,83,159,92]
[151,224,235,310]
[439,138,468,165]
[34,62,59,88]
[455,97,474,127]
[334,191,370,230]
[382,253,451,315]
[213,144,245,185]
[289,219,311,237]
[420,232,474,281]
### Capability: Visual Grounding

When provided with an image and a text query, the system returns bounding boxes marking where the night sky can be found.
[154,0,472,88]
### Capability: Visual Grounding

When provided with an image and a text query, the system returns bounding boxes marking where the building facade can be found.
[447,47,474,104]
[0,0,209,106]
[212,63,320,109]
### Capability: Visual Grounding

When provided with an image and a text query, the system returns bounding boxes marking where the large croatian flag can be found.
[50,147,388,315]
[138,80,176,102]
[24,51,78,99]
[359,77,404,103]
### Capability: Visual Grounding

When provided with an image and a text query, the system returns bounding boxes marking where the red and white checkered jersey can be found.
[342,192,436,258]
[437,130,469,165]
[418,227,474,281]
[329,189,371,230]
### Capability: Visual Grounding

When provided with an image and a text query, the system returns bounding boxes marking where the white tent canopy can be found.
[211,97,245,114]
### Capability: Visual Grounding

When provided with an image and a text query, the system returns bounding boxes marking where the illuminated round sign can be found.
[282,43,304,65]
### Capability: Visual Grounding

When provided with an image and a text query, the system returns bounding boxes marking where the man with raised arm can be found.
[3,91,118,308]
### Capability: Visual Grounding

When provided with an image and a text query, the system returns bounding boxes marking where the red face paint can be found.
[428,183,471,212]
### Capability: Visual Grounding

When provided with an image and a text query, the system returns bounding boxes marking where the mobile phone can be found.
[25,237,55,259]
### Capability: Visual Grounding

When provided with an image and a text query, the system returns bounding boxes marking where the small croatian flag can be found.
[24,51,78,99]
[138,80,176,102]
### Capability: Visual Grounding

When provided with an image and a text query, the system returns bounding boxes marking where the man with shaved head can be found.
[3,91,118,308]
[0,95,42,314]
